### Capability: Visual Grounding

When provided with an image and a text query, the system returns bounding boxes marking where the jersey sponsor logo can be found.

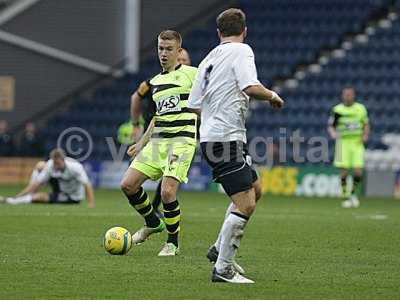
[345,122,361,131]
[156,95,181,115]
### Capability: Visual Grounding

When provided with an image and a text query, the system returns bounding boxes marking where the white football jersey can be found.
[30,169,42,184]
[35,157,89,201]
[188,42,260,143]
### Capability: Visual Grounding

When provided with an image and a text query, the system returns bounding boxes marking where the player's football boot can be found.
[132,220,165,245]
[211,267,254,284]
[341,199,353,208]
[350,195,360,208]
[158,242,179,256]
[206,245,246,275]
[342,195,360,208]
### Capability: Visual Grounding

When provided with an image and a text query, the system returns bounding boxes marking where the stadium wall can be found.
[0,0,126,128]
[140,0,233,58]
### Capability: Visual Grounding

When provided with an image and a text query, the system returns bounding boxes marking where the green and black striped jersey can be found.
[148,64,198,145]
[329,102,369,139]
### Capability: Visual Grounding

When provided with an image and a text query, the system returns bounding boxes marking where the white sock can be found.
[6,194,33,204]
[214,202,236,251]
[215,212,248,273]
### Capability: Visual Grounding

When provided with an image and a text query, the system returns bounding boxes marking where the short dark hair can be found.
[50,148,66,160]
[216,8,246,37]
[158,30,182,47]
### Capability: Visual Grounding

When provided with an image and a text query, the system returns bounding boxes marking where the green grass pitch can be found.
[0,185,399,299]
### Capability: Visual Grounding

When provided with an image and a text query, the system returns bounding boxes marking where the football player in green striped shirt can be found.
[120,30,197,256]
[130,48,192,218]
[328,87,370,208]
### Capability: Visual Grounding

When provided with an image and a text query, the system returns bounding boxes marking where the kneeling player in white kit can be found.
[0,148,95,207]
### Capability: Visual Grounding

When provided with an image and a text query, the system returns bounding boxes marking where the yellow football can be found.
[104,227,132,255]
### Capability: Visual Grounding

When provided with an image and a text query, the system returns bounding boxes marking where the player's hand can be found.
[127,141,143,158]
[269,92,284,109]
[363,134,369,143]
[88,202,95,209]
[330,131,338,140]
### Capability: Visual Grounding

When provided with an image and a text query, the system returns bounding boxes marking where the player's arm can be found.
[16,164,49,197]
[131,80,151,139]
[363,123,370,142]
[130,92,143,141]
[15,181,41,197]
[188,68,202,115]
[127,118,155,158]
[187,107,201,115]
[130,92,142,126]
[328,110,339,139]
[85,182,95,208]
[234,46,283,108]
[243,85,284,108]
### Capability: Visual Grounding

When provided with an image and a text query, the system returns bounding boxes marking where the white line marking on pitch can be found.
[354,214,388,220]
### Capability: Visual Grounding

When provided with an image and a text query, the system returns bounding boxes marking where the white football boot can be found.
[211,267,254,284]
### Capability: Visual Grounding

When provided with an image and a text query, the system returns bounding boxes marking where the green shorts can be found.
[334,138,365,169]
[131,139,196,183]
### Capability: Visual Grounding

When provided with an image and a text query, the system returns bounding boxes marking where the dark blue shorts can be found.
[201,141,258,196]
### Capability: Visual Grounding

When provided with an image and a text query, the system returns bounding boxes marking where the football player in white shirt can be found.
[0,149,95,208]
[188,8,284,283]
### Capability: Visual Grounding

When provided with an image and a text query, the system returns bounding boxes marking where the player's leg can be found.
[340,168,349,196]
[151,180,163,217]
[3,192,49,204]
[121,167,164,244]
[157,143,196,256]
[349,168,362,207]
[158,176,181,256]
[202,142,256,283]
[123,141,166,244]
[212,184,255,283]
[334,139,354,207]
[32,192,50,203]
[349,142,365,207]
[208,174,261,274]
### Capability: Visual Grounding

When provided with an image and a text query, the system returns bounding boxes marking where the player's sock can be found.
[151,181,162,210]
[341,176,347,196]
[125,187,160,228]
[214,202,236,251]
[6,194,33,204]
[162,200,180,247]
[351,175,362,196]
[215,212,248,273]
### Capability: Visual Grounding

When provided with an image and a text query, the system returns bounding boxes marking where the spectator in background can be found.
[0,120,15,156]
[18,122,44,157]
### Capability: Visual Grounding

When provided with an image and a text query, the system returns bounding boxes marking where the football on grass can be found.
[104,227,132,255]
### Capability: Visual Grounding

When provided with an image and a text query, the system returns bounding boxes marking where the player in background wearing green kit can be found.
[130,49,192,218]
[328,87,370,208]
[120,30,197,256]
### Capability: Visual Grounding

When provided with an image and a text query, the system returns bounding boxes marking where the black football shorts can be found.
[201,141,258,196]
